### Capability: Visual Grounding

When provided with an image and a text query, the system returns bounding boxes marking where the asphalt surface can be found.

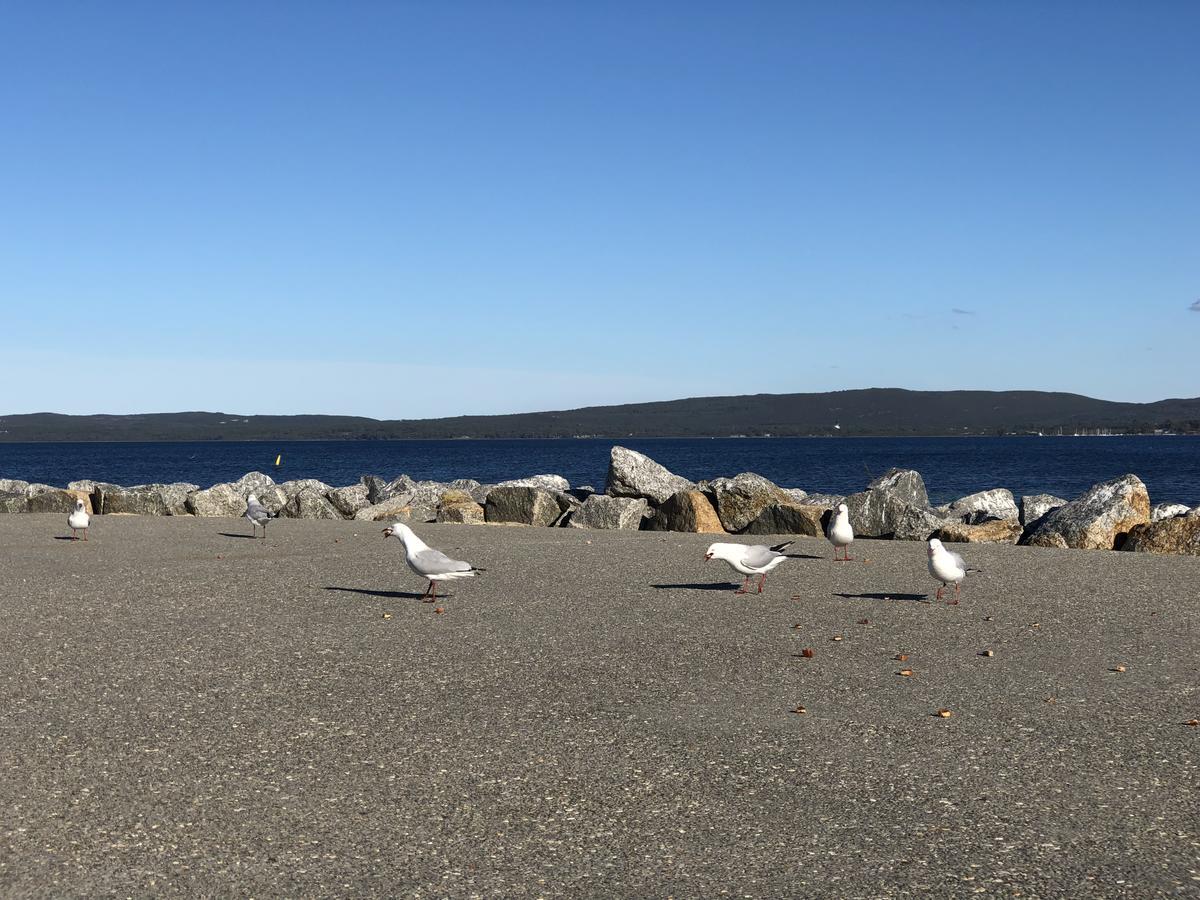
[1,514,1197,898]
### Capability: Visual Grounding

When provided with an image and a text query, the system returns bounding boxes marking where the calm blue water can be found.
[0,437,1197,507]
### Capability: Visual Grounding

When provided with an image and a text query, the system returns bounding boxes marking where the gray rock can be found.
[158,483,199,515]
[234,471,277,497]
[740,503,828,537]
[891,503,952,541]
[67,480,98,492]
[23,483,59,497]
[256,487,290,514]
[0,479,30,494]
[359,476,451,522]
[783,488,809,503]
[869,469,929,507]
[485,486,562,527]
[606,447,693,504]
[280,487,341,520]
[844,469,936,539]
[27,489,83,514]
[186,483,246,517]
[495,474,571,493]
[361,475,392,505]
[96,483,198,516]
[567,495,649,530]
[278,479,333,500]
[398,481,453,523]
[1019,494,1067,528]
[796,493,846,510]
[706,473,796,534]
[0,491,30,513]
[941,488,1018,524]
[1151,502,1191,523]
[354,496,418,523]
[95,484,167,516]
[550,491,582,526]
[1021,474,1150,550]
[328,484,371,517]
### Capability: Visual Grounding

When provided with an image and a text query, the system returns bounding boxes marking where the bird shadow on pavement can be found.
[834,591,930,603]
[324,586,430,600]
[54,536,84,541]
[217,532,260,540]
[652,582,741,591]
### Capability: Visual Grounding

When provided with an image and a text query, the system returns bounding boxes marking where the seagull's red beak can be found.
[382,528,392,539]
[704,551,713,560]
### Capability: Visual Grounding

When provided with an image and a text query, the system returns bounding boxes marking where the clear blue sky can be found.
[2,1,1197,417]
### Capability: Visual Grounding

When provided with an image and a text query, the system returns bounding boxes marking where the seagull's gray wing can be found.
[410,547,474,576]
[741,544,783,568]
[950,552,967,571]
[246,498,272,523]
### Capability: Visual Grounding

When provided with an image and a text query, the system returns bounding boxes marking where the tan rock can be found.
[934,519,1022,544]
[649,490,725,533]
[1120,517,1200,556]
[437,490,485,524]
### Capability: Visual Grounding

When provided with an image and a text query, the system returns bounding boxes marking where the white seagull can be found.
[827,502,854,561]
[704,540,793,594]
[927,538,967,603]
[245,493,273,539]
[68,499,90,541]
[383,522,482,602]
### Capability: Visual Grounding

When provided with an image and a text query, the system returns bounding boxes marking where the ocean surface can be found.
[1,436,1197,507]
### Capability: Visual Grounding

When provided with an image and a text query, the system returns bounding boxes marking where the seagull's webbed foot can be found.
[734,576,751,595]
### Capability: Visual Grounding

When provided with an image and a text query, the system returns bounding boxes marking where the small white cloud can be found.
[1189,299,1200,312]
[951,307,976,316]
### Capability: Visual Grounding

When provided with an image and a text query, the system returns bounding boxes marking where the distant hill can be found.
[2,389,1199,441]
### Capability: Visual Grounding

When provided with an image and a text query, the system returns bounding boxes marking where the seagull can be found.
[828,502,854,561]
[704,540,793,594]
[927,538,967,603]
[383,522,482,602]
[245,493,273,539]
[68,499,90,541]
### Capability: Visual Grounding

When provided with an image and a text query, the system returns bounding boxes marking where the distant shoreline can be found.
[1,433,1197,445]
[2,388,1198,441]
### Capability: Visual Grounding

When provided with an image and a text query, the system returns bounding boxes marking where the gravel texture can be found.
[1,515,1197,897]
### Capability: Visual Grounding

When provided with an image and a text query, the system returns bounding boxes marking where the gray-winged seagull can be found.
[704,540,793,594]
[383,522,483,602]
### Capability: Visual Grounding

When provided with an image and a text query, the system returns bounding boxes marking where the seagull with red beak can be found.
[704,540,793,594]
